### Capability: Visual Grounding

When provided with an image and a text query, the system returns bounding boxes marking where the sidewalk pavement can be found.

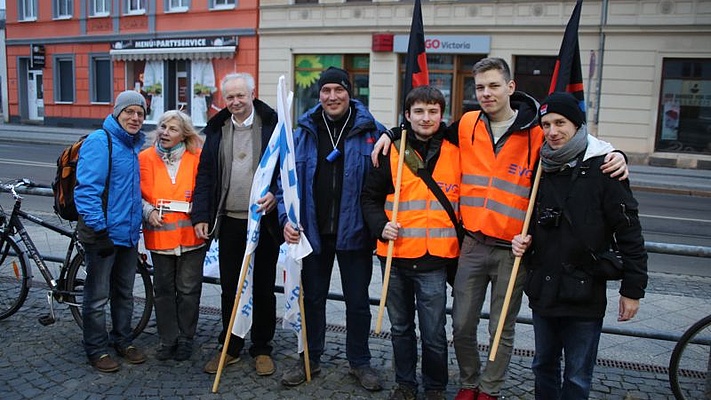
[2,209,711,399]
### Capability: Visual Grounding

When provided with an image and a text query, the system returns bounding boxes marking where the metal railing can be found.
[5,184,711,345]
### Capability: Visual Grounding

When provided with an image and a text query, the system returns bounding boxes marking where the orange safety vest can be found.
[139,148,203,251]
[376,140,461,259]
[458,111,544,241]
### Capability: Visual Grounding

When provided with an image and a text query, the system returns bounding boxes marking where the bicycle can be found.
[0,178,154,338]
[669,312,711,400]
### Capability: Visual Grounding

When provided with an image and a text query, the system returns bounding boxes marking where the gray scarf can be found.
[540,124,588,172]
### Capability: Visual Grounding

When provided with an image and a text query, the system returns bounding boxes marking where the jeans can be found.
[532,313,603,400]
[384,265,448,391]
[82,244,138,360]
[452,235,526,396]
[218,217,278,358]
[151,247,207,347]
[301,235,373,368]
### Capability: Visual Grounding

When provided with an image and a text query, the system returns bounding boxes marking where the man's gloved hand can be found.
[95,229,114,258]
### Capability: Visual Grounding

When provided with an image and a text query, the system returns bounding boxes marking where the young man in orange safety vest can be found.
[362,86,460,400]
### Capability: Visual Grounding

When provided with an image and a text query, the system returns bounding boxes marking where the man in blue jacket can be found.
[75,90,147,372]
[279,67,383,391]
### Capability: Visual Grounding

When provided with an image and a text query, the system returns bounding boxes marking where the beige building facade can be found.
[259,0,711,168]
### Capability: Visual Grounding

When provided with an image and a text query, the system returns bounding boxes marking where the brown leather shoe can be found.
[255,355,276,376]
[90,354,120,373]
[203,352,239,374]
[115,345,146,364]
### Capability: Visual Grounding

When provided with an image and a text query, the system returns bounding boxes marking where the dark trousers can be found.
[218,216,278,358]
[151,247,207,347]
[301,235,373,368]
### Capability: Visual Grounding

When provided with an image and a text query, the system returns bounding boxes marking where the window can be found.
[126,0,145,14]
[91,56,112,103]
[656,58,711,155]
[513,56,557,104]
[90,0,110,16]
[210,0,235,9]
[168,0,189,12]
[294,54,370,120]
[54,56,75,103]
[54,0,73,19]
[19,0,38,21]
[294,0,318,3]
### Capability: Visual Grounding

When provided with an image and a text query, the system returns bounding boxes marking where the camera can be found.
[537,207,562,228]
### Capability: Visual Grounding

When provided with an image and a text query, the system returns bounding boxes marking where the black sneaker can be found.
[155,345,176,361]
[174,341,193,361]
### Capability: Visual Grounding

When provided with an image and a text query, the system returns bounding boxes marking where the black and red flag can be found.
[403,0,429,115]
[548,0,585,116]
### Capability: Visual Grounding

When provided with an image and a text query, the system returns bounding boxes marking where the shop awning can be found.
[110,46,236,61]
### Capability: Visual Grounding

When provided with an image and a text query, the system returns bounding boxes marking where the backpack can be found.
[52,129,112,221]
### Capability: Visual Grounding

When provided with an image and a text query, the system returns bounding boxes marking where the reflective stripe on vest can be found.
[376,140,461,259]
[458,111,543,241]
[139,148,203,251]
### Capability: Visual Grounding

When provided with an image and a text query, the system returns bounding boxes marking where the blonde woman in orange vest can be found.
[362,86,460,400]
[139,110,206,362]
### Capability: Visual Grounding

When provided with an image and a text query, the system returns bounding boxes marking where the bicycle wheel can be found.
[669,313,711,400]
[0,236,29,320]
[66,253,154,339]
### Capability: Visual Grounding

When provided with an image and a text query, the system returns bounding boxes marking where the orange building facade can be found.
[5,1,259,129]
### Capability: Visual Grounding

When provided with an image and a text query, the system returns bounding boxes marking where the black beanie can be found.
[318,66,352,97]
[539,92,585,127]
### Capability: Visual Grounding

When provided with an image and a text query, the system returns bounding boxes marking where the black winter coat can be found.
[191,99,282,243]
[524,154,648,319]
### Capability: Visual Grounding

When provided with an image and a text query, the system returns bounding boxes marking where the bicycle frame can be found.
[1,184,82,307]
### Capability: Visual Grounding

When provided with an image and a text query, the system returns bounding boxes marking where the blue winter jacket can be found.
[278,99,384,254]
[75,115,145,247]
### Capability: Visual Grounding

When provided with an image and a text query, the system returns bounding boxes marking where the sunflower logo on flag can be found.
[294,55,323,89]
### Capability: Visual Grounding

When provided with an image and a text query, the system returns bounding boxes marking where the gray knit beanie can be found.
[113,90,147,118]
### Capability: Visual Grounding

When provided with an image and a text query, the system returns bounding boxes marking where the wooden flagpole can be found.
[489,161,542,361]
[375,129,408,334]
[298,279,312,382]
[212,253,252,392]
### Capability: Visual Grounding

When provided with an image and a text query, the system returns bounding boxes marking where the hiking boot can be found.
[455,388,479,400]
[425,390,447,400]
[174,341,193,361]
[280,360,321,386]
[115,345,146,364]
[90,354,120,373]
[389,384,417,400]
[349,365,383,391]
[203,352,239,374]
[255,355,276,376]
[155,344,176,361]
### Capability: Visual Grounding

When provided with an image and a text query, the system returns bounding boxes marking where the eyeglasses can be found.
[123,109,145,119]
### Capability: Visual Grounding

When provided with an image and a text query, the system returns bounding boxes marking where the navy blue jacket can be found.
[278,99,384,254]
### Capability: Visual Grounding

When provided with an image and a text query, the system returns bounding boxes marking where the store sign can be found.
[393,34,490,54]
[30,44,45,70]
[111,36,237,50]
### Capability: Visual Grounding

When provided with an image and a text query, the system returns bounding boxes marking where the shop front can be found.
[110,36,238,127]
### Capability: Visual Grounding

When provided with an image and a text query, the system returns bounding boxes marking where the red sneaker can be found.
[477,392,498,400]
[454,388,479,400]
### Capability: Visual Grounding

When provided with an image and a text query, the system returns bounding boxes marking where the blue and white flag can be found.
[277,75,313,352]
[231,81,283,338]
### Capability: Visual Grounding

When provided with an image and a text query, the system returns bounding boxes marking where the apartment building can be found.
[259,0,711,167]
[5,0,259,128]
